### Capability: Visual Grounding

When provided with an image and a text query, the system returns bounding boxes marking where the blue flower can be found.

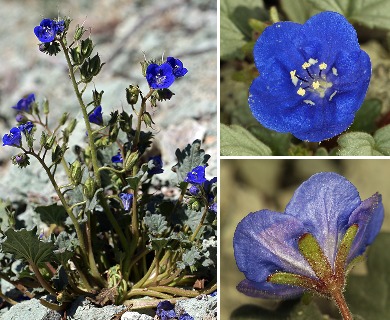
[18,122,34,134]
[248,12,371,142]
[209,202,217,214]
[12,94,35,112]
[148,155,164,175]
[167,57,188,77]
[119,193,133,211]
[34,19,65,43]
[146,63,175,89]
[233,172,383,299]
[189,185,200,196]
[179,313,194,320]
[156,301,176,320]
[185,165,207,184]
[112,151,123,163]
[2,127,22,147]
[89,106,103,125]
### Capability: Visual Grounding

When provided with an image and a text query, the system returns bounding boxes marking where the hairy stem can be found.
[331,289,353,320]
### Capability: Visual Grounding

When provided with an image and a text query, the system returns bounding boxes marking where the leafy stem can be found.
[59,38,102,188]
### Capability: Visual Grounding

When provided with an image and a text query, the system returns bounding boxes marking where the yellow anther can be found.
[297,87,306,96]
[290,70,296,77]
[319,63,327,70]
[312,81,320,89]
[302,62,311,69]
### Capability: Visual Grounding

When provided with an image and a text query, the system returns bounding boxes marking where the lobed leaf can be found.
[220,124,272,156]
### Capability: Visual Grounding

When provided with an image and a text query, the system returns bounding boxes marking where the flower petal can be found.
[285,172,361,265]
[302,11,361,65]
[347,193,384,262]
[237,279,304,299]
[233,210,314,289]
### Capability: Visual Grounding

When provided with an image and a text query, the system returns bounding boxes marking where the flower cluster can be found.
[12,93,35,112]
[248,11,371,142]
[34,18,65,43]
[2,121,34,147]
[155,301,194,320]
[234,172,383,302]
[185,166,217,213]
[146,57,188,89]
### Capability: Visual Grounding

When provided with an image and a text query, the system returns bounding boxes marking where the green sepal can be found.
[267,272,320,292]
[298,233,332,280]
[334,224,359,277]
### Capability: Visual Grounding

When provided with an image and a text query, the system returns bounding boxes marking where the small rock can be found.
[175,295,217,320]
[120,311,153,320]
[0,298,61,320]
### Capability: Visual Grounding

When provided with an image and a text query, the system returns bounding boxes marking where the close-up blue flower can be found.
[34,18,65,43]
[18,121,34,134]
[148,155,164,175]
[167,57,188,78]
[248,11,371,142]
[146,63,175,89]
[119,193,133,211]
[12,94,35,112]
[185,165,207,184]
[88,106,103,125]
[111,150,123,163]
[233,172,383,299]
[2,127,22,147]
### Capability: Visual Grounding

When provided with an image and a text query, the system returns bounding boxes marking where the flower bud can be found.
[81,38,94,59]
[70,160,83,186]
[59,112,69,125]
[67,118,77,133]
[74,24,85,41]
[83,176,96,200]
[126,85,140,105]
[44,135,56,150]
[124,151,139,172]
[11,153,30,168]
[43,98,50,115]
[92,89,104,107]
[89,54,103,76]
[141,112,155,128]
[70,47,83,65]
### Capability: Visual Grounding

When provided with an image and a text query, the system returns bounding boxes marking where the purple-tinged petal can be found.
[347,193,384,262]
[233,210,315,289]
[237,279,304,299]
[285,172,361,265]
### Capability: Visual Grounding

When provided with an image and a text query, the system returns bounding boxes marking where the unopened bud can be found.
[83,176,96,199]
[74,24,85,41]
[124,152,139,171]
[125,85,140,105]
[81,38,93,59]
[43,98,50,115]
[44,135,56,150]
[67,118,77,133]
[141,112,154,128]
[70,160,83,186]
[59,112,69,125]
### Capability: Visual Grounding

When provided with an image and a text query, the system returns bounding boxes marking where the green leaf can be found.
[173,140,210,182]
[345,232,390,319]
[280,0,315,23]
[373,125,390,155]
[53,231,78,264]
[220,124,272,156]
[143,212,168,236]
[307,0,390,30]
[1,228,54,266]
[350,99,382,133]
[35,204,67,227]
[231,300,324,320]
[0,200,13,232]
[337,125,390,155]
[220,0,267,60]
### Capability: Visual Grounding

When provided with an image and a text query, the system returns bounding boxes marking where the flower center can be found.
[290,58,338,106]
[155,73,167,85]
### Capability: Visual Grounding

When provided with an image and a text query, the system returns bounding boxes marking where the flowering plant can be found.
[233,172,384,319]
[0,16,216,314]
[221,1,390,156]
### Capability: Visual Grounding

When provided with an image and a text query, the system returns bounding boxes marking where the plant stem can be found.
[30,262,57,296]
[59,39,102,188]
[0,290,17,305]
[331,289,353,320]
[190,205,209,241]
